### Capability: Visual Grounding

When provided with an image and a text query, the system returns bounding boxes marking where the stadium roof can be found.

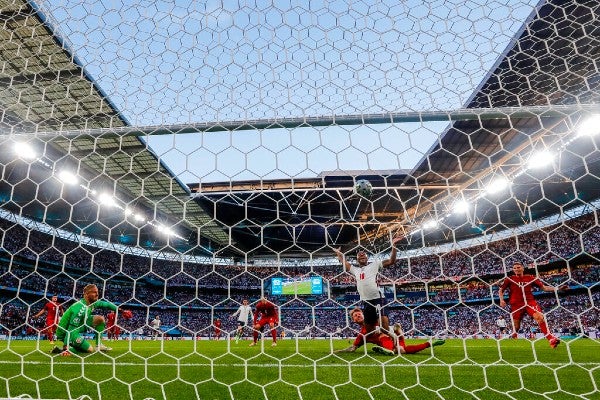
[190,0,600,256]
[1,0,599,258]
[0,0,230,254]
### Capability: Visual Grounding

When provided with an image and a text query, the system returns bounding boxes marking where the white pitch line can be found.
[0,360,598,368]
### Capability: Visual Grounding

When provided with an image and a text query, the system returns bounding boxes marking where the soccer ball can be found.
[354,179,373,197]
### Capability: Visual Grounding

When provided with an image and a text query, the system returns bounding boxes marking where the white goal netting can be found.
[0,0,599,399]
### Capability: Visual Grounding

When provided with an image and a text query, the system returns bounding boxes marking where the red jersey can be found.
[500,274,544,305]
[107,311,116,328]
[215,320,221,328]
[43,302,63,325]
[352,325,394,350]
[254,301,277,323]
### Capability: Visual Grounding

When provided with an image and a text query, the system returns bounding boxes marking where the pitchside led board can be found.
[271,276,323,295]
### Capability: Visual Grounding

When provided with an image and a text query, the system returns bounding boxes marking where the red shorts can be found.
[510,301,542,321]
[255,317,277,330]
[108,325,121,336]
[379,335,395,351]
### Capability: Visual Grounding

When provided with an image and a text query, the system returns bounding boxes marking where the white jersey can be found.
[496,318,507,328]
[233,304,253,324]
[151,318,161,329]
[349,259,383,300]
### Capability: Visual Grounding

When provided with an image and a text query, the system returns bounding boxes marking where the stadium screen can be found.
[271,276,323,295]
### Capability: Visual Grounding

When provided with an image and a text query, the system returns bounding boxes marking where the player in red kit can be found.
[249,297,278,347]
[335,308,445,355]
[32,295,63,344]
[499,261,567,348]
[214,318,222,340]
[106,310,120,340]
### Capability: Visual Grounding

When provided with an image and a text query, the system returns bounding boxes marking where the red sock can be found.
[271,329,277,342]
[253,330,259,342]
[403,342,430,354]
[538,320,550,338]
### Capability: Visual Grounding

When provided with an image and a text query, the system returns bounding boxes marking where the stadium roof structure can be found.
[190,0,600,256]
[0,0,229,254]
[1,0,599,258]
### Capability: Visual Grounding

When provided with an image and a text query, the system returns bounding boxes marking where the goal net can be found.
[0,0,599,399]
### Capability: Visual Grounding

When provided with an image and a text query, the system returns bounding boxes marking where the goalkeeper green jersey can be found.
[57,299,117,336]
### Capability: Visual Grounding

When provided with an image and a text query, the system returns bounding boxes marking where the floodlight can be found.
[57,170,79,185]
[577,115,600,137]
[422,219,438,230]
[157,225,174,235]
[126,208,146,223]
[453,200,470,214]
[14,142,37,160]
[485,177,511,195]
[527,150,554,169]
[97,193,117,207]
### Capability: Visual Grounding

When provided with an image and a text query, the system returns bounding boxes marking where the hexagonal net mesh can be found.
[0,0,599,399]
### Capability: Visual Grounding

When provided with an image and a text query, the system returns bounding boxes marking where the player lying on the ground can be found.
[51,284,132,356]
[334,308,445,356]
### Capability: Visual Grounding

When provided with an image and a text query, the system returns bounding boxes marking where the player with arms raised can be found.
[498,261,567,348]
[32,295,64,345]
[52,284,132,355]
[334,233,401,340]
[249,297,278,347]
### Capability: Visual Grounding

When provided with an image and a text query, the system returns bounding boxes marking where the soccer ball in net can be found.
[354,179,373,197]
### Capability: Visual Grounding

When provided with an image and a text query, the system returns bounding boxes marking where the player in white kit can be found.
[231,299,254,342]
[334,234,401,338]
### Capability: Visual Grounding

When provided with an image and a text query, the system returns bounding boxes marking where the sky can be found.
[37,0,539,184]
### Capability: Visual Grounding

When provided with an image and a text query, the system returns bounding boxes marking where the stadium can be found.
[0,0,599,399]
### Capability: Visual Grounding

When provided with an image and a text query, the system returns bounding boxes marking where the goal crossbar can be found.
[4,104,595,139]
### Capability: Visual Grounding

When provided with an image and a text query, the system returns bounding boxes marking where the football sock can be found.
[403,342,430,354]
[538,320,550,337]
[398,336,406,348]
[95,322,106,345]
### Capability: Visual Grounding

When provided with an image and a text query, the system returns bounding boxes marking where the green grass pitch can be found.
[0,338,599,400]
[281,280,313,295]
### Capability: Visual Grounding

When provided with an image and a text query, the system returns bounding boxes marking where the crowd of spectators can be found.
[1,211,599,339]
[4,290,597,340]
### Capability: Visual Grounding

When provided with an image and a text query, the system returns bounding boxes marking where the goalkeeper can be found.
[51,284,132,356]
